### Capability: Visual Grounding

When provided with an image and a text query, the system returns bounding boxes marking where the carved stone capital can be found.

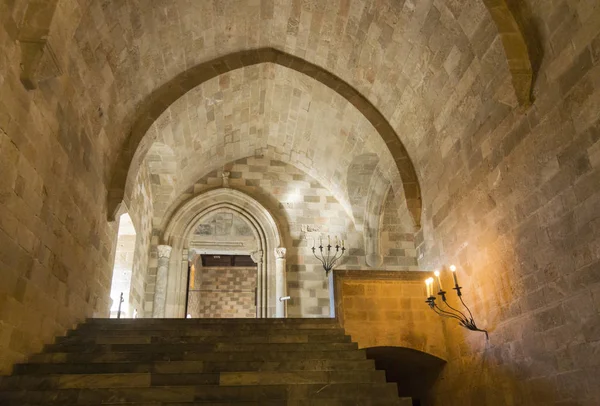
[275,247,287,259]
[250,250,263,264]
[157,245,173,259]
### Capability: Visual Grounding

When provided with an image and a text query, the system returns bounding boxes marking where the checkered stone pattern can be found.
[168,157,418,318]
[187,267,257,319]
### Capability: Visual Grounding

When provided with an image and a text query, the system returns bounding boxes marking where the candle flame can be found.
[450,265,457,272]
[434,270,440,277]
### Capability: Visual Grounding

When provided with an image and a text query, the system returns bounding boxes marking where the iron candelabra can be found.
[425,266,489,339]
[312,236,346,275]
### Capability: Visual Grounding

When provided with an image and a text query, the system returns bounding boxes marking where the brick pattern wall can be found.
[187,266,257,319]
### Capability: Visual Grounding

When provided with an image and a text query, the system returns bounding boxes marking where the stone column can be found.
[250,250,264,318]
[152,244,172,318]
[275,247,287,318]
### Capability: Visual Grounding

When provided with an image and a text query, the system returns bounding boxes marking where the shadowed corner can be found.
[365,346,446,406]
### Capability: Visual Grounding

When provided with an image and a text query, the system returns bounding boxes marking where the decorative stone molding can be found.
[250,250,264,264]
[275,247,287,259]
[157,244,172,258]
[160,188,283,318]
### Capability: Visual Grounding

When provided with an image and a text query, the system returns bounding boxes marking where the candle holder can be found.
[312,236,346,276]
[425,267,488,339]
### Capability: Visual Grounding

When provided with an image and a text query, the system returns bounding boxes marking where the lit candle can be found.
[427,278,434,297]
[434,270,443,292]
[450,265,458,286]
[424,279,430,298]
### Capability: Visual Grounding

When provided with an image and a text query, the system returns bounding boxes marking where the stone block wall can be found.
[126,164,154,318]
[412,2,600,405]
[334,270,446,361]
[187,266,257,319]
[153,157,418,318]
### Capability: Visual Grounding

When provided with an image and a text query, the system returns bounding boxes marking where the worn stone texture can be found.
[0,0,599,404]
[147,157,418,318]
[334,270,446,360]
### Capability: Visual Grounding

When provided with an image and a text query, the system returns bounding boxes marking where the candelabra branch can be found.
[425,271,489,340]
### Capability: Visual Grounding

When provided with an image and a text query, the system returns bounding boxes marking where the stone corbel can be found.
[19,37,63,90]
[18,0,63,90]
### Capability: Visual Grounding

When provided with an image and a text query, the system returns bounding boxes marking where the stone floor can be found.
[0,318,412,405]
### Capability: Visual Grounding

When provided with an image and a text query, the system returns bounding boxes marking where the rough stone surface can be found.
[0,318,411,405]
[0,0,599,405]
[148,157,418,318]
[334,270,446,360]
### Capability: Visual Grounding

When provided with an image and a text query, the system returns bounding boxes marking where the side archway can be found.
[159,188,285,318]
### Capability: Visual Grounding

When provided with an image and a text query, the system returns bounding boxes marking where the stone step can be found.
[66,327,347,338]
[55,333,351,345]
[43,342,358,354]
[0,398,410,406]
[0,370,386,390]
[28,349,368,364]
[0,382,401,404]
[79,319,339,329]
[74,323,341,332]
[13,359,376,375]
[84,318,337,325]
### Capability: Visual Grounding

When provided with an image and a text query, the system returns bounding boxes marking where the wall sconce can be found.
[425,265,489,339]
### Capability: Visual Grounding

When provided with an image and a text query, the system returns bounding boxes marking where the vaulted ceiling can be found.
[7,0,528,230]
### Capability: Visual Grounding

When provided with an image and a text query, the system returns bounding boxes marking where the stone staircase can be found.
[0,318,412,405]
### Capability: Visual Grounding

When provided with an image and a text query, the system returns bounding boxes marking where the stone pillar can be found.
[250,250,264,318]
[153,245,172,318]
[275,248,287,318]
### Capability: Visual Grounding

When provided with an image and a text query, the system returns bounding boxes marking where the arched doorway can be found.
[156,188,286,318]
[185,210,261,318]
[108,212,137,318]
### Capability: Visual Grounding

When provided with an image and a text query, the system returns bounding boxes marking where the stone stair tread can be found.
[43,342,359,354]
[0,400,406,406]
[0,370,386,390]
[0,383,401,402]
[13,359,376,375]
[84,318,337,323]
[54,334,351,345]
[67,328,347,337]
[28,349,367,364]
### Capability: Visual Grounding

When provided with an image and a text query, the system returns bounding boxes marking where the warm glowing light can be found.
[450,265,457,272]
[424,278,433,297]
[434,270,443,291]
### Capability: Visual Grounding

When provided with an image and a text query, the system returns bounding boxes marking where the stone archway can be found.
[155,188,285,318]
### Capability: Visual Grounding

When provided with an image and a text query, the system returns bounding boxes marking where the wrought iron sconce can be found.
[425,265,489,339]
[312,235,346,275]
